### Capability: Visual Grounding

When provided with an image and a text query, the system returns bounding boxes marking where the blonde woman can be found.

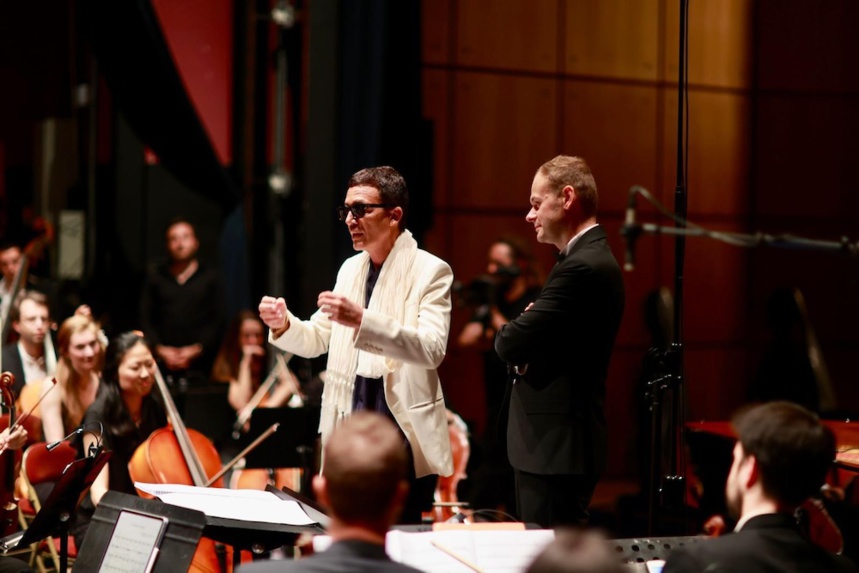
[39,314,104,443]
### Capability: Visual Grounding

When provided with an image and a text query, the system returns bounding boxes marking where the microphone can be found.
[622,186,643,272]
[46,421,103,457]
[46,427,85,451]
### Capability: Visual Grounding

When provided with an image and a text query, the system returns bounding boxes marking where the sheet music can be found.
[98,511,166,573]
[386,529,555,573]
[134,483,317,526]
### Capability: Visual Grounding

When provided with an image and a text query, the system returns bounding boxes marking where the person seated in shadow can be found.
[237,411,422,572]
[749,287,820,412]
[664,401,858,573]
[212,311,307,418]
[525,529,623,573]
[0,421,32,573]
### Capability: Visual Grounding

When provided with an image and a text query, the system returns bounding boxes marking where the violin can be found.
[1,372,19,536]
[129,363,230,572]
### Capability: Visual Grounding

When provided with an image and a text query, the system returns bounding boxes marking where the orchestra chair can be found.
[17,441,78,573]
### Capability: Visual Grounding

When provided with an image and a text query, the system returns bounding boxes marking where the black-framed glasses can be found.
[336,203,394,221]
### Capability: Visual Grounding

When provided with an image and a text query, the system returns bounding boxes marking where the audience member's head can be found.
[313,411,409,533]
[165,218,199,264]
[526,529,623,573]
[726,401,835,517]
[212,310,265,382]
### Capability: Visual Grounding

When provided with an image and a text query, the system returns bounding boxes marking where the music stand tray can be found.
[73,491,206,573]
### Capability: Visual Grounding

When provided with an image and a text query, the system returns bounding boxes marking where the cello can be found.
[129,363,230,572]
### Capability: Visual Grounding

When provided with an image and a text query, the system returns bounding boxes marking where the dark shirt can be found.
[139,261,225,374]
[71,391,167,548]
[351,262,394,420]
[236,540,423,573]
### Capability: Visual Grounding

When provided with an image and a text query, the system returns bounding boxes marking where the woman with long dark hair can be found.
[71,331,166,549]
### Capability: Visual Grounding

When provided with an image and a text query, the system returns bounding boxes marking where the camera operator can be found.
[457,238,542,516]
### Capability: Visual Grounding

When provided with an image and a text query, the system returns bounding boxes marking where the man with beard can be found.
[664,401,858,573]
[140,218,225,381]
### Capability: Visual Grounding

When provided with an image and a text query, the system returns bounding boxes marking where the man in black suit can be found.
[495,155,625,527]
[237,411,421,573]
[664,401,858,573]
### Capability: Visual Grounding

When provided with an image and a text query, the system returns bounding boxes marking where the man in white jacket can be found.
[259,166,453,524]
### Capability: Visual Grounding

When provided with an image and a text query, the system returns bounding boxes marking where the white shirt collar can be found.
[559,223,599,258]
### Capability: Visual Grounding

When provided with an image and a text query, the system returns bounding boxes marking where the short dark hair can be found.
[538,155,598,218]
[526,529,623,573]
[322,411,408,524]
[348,166,409,231]
[733,401,835,507]
[9,290,49,323]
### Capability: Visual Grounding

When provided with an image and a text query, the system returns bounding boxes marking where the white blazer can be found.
[269,248,454,478]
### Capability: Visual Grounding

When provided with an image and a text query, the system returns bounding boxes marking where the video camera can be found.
[452,265,521,308]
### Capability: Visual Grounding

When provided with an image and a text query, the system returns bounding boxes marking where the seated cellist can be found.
[70,332,166,549]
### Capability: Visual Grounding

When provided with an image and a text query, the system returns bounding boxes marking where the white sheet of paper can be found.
[134,482,317,526]
[386,529,555,573]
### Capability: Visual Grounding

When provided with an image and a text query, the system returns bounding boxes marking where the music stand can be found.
[72,491,206,573]
[3,448,111,572]
[244,407,320,491]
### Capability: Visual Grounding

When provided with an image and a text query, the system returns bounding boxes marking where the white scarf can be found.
[318,230,418,442]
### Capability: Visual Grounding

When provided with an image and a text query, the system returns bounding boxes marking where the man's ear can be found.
[313,474,329,507]
[562,185,576,210]
[743,455,760,490]
[389,206,403,227]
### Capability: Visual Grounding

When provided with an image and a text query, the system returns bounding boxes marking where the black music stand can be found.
[73,491,206,573]
[4,449,111,572]
[244,406,320,492]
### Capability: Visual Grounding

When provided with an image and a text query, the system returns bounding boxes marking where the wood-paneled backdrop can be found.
[420,0,859,478]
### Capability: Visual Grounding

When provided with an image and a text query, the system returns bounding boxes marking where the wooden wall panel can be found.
[678,222,750,344]
[754,96,856,218]
[662,89,751,217]
[563,81,659,213]
[604,349,647,477]
[422,70,451,208]
[664,0,753,89]
[684,348,752,421]
[456,0,558,72]
[564,0,660,81]
[421,0,452,64]
[756,0,859,93]
[451,72,558,208]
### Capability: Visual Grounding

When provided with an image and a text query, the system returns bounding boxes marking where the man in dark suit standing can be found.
[664,401,858,573]
[495,155,625,527]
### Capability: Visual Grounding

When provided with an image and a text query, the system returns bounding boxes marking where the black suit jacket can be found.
[236,540,423,573]
[2,344,27,395]
[495,225,624,475]
[664,513,859,573]
[2,339,57,396]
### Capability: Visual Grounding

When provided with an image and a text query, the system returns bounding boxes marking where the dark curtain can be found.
[336,0,432,260]
[86,0,239,210]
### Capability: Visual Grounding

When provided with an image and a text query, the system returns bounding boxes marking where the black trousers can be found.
[514,469,598,528]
